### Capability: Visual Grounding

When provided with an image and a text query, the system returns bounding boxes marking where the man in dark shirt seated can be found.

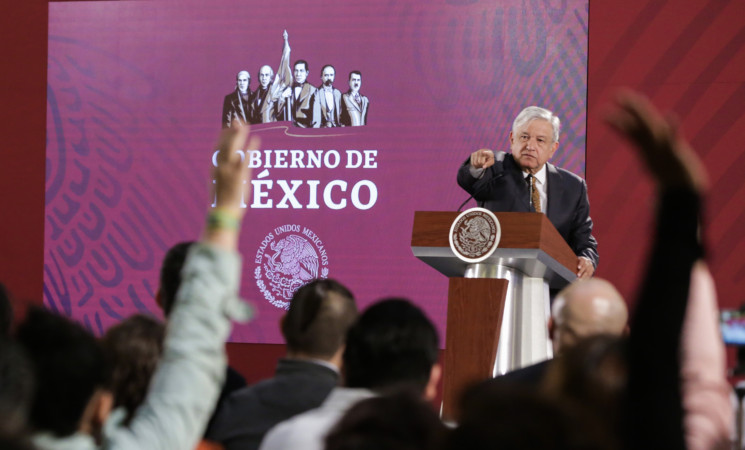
[206,279,357,450]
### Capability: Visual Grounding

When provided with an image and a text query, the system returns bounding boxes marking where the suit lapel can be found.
[343,92,359,113]
[545,163,561,221]
[506,154,531,212]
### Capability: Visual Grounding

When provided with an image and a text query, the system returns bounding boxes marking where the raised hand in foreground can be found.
[604,90,707,193]
[203,124,260,251]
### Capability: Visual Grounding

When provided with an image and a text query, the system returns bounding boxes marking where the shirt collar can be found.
[307,358,340,374]
[524,164,547,185]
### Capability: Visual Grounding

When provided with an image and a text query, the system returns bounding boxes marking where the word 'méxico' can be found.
[212,148,378,210]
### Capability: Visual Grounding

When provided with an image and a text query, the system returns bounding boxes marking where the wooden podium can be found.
[411,211,578,420]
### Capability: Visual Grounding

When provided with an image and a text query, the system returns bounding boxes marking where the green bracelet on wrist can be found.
[207,209,241,231]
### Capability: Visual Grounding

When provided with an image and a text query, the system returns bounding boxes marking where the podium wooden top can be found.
[411,211,577,288]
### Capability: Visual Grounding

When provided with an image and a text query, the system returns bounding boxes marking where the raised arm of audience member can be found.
[681,262,732,450]
[104,125,258,450]
[605,90,707,450]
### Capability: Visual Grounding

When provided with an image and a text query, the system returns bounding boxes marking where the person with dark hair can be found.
[17,124,259,449]
[156,239,246,437]
[207,279,357,450]
[340,71,368,127]
[280,279,357,360]
[342,299,439,394]
[0,285,35,437]
[0,338,35,436]
[0,434,36,450]
[156,241,194,316]
[101,314,165,426]
[325,390,446,450]
[315,65,341,128]
[285,59,319,128]
[259,298,441,450]
[444,379,614,450]
[17,307,111,447]
[222,70,251,128]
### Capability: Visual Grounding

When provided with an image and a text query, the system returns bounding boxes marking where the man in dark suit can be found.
[315,65,342,128]
[340,71,369,127]
[457,106,598,278]
[249,65,285,124]
[285,60,319,128]
[222,70,251,128]
[206,279,358,450]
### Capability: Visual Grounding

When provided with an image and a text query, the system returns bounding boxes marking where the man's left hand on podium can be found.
[577,256,595,279]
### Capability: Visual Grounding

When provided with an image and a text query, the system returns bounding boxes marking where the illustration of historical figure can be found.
[222,70,251,128]
[315,64,342,127]
[340,70,369,126]
[249,30,293,123]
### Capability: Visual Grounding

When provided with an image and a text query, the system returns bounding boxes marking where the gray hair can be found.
[236,70,250,80]
[259,65,274,78]
[512,106,560,143]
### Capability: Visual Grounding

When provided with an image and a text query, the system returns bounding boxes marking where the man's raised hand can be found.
[470,149,496,170]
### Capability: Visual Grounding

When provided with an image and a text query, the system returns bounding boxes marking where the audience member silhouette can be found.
[445,379,615,450]
[0,338,35,437]
[156,240,247,433]
[17,307,111,447]
[14,124,259,449]
[207,279,357,450]
[259,298,441,450]
[101,314,165,426]
[325,390,446,450]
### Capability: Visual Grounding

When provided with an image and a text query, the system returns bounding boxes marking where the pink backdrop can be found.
[44,0,588,343]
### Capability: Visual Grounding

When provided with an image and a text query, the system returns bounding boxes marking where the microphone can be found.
[456,171,505,212]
